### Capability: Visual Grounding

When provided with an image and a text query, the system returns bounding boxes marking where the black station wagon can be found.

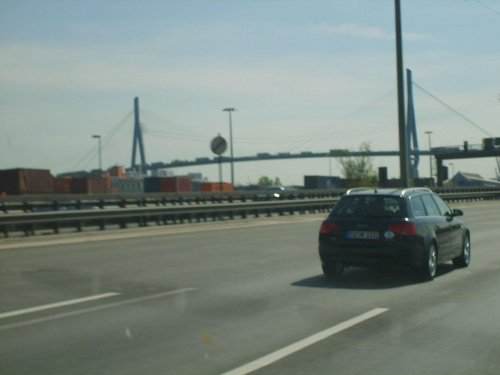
[318,187,470,281]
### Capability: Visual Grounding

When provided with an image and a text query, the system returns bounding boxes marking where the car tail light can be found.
[387,223,417,236]
[320,221,338,234]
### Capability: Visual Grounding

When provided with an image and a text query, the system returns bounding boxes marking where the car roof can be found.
[344,187,433,198]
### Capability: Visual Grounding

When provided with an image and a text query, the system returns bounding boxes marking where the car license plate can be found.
[346,231,379,240]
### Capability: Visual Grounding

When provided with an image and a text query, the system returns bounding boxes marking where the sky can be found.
[1,0,499,186]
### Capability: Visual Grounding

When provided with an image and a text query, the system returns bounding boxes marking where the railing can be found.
[0,198,337,237]
[0,189,343,214]
[1,187,499,238]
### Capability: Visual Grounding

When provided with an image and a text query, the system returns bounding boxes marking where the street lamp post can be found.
[92,135,102,171]
[425,131,433,182]
[223,108,237,187]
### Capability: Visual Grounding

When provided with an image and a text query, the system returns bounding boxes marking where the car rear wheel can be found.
[453,235,471,268]
[420,243,437,281]
[322,263,345,280]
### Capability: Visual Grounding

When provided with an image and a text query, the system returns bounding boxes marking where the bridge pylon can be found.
[131,97,147,171]
[406,69,419,179]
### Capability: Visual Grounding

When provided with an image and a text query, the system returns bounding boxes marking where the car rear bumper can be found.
[319,242,424,268]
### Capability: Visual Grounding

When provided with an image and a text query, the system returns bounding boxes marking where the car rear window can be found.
[330,195,406,218]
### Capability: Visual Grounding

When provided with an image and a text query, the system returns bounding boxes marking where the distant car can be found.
[255,185,296,200]
[318,187,470,281]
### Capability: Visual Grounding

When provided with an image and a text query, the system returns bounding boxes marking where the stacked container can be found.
[200,182,233,192]
[71,174,110,194]
[144,177,192,193]
[54,176,72,194]
[0,168,53,195]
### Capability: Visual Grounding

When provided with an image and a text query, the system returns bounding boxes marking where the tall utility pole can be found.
[395,0,410,187]
[92,135,102,171]
[223,108,237,187]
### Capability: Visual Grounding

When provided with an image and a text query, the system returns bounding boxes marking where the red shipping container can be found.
[0,168,53,195]
[89,174,110,194]
[159,177,192,193]
[200,182,233,192]
[71,177,90,194]
[109,166,125,177]
[55,177,72,194]
[70,174,110,194]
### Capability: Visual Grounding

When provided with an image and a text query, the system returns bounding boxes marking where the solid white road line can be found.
[0,288,195,331]
[222,307,389,375]
[0,292,120,320]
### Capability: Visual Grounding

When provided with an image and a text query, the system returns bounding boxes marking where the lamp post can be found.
[425,131,433,181]
[223,108,237,187]
[92,135,102,171]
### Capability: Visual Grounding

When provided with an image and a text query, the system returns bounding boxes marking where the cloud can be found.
[309,23,435,42]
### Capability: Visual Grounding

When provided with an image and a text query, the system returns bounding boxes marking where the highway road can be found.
[1,201,499,374]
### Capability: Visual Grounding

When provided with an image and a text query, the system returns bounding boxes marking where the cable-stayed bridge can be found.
[72,70,498,186]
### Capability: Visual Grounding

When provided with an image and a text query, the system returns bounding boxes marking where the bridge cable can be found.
[413,82,493,137]
[472,0,500,16]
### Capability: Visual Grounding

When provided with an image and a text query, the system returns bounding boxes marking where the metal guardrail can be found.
[439,191,500,202]
[1,186,499,213]
[0,189,343,213]
[1,187,499,238]
[0,199,337,237]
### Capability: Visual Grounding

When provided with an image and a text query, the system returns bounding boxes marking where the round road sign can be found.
[211,136,227,155]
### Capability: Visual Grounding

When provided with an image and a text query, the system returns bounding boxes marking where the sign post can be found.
[210,135,228,192]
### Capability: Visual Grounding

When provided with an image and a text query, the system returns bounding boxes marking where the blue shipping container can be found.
[144,177,161,193]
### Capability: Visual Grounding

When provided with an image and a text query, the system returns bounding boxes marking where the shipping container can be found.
[304,175,340,189]
[0,168,54,195]
[108,166,125,177]
[160,177,192,193]
[71,177,89,194]
[144,177,161,193]
[92,174,110,194]
[119,178,144,193]
[109,177,121,194]
[70,174,110,194]
[191,181,200,192]
[55,176,72,194]
[200,182,233,192]
[143,176,192,193]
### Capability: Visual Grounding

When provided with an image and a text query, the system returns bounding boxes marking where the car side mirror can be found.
[453,209,464,217]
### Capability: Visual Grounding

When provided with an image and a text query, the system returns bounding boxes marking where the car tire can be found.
[420,242,437,281]
[452,235,471,268]
[322,263,345,280]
